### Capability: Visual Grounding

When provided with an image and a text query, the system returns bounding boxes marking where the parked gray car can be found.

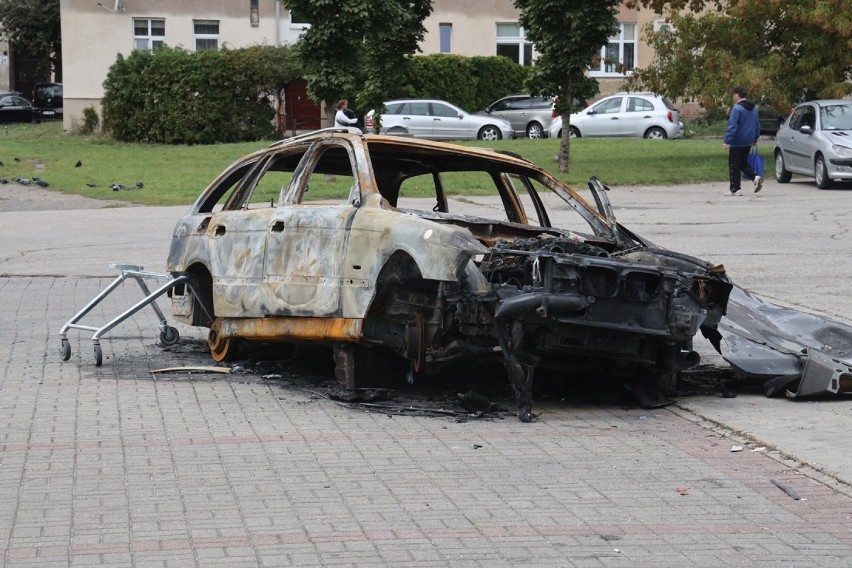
[364,99,513,141]
[773,100,852,188]
[549,93,684,140]
[477,94,556,139]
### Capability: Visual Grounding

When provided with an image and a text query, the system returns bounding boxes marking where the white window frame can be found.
[134,18,165,51]
[194,20,220,51]
[590,22,636,77]
[439,23,452,54]
[495,23,533,66]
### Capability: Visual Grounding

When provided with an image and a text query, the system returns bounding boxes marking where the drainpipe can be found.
[275,0,281,46]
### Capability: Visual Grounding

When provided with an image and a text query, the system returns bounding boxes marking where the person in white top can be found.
[335,99,359,129]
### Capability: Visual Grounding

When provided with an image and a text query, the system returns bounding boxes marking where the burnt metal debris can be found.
[166,129,849,421]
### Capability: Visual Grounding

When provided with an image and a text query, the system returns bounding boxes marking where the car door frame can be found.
[262,138,363,316]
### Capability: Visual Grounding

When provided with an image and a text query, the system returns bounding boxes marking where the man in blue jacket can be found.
[723,86,762,195]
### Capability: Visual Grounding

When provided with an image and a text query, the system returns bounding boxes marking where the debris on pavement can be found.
[771,479,803,500]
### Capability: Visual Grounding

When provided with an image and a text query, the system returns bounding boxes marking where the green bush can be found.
[387,54,528,113]
[102,45,300,144]
[77,106,100,135]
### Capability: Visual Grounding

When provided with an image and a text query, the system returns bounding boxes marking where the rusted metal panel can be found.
[217,316,363,342]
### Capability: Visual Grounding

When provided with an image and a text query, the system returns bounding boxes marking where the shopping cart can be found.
[58,263,210,366]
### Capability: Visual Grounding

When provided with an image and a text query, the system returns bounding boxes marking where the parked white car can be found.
[365,99,514,141]
[548,93,684,139]
[773,100,852,189]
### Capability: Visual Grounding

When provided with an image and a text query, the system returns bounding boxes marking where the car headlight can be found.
[832,144,852,157]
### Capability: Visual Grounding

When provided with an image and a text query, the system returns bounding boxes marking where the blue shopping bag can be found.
[743,148,764,180]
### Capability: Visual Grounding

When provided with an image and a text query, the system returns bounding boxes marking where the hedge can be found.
[102,45,300,144]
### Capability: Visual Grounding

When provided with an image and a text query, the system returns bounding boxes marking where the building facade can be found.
[56,0,663,131]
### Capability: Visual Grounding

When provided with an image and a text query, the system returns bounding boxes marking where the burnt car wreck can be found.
[167,129,738,421]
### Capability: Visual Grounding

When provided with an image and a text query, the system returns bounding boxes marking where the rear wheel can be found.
[526,121,544,139]
[208,320,239,362]
[644,126,667,139]
[568,126,580,139]
[815,155,833,189]
[775,151,792,183]
[478,125,502,141]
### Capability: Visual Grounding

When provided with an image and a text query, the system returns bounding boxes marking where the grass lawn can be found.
[1,121,774,206]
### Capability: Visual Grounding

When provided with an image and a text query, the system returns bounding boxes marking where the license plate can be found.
[43,111,55,116]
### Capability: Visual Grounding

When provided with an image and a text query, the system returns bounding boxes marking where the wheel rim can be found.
[647,128,665,139]
[775,154,784,179]
[208,321,235,362]
[527,123,542,139]
[480,127,499,141]
[815,158,825,185]
[568,128,578,139]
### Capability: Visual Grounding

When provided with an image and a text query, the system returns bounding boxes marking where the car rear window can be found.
[661,97,677,111]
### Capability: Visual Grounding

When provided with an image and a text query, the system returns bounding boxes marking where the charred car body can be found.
[167,129,732,421]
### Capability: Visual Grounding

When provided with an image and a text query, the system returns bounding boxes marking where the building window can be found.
[591,23,635,75]
[290,11,310,27]
[439,23,452,53]
[496,23,533,66]
[194,20,219,51]
[134,19,165,51]
[250,0,259,26]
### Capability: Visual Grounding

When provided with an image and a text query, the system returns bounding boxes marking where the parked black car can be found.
[32,83,63,122]
[0,92,34,124]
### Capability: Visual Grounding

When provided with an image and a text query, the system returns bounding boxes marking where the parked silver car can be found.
[548,93,684,140]
[773,100,852,189]
[477,94,555,139]
[364,99,513,141]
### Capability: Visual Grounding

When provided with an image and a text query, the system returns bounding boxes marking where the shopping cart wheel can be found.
[60,339,71,361]
[159,326,180,346]
[93,344,103,367]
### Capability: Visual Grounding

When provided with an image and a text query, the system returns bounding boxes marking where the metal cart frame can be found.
[58,263,210,366]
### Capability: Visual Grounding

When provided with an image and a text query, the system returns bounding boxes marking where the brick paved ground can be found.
[1,275,852,567]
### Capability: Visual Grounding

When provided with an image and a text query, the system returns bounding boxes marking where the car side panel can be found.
[339,205,489,319]
[206,208,276,318]
[262,204,358,316]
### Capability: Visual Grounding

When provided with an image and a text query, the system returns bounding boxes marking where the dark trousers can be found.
[729,145,756,191]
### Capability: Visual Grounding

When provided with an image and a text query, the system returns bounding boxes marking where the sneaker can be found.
[723,189,742,196]
[754,175,764,193]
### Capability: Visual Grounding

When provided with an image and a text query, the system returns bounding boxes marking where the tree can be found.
[0,0,61,77]
[515,0,620,173]
[280,0,369,126]
[624,0,852,113]
[360,0,432,133]
[280,0,432,129]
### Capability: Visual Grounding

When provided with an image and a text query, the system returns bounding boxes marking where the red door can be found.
[284,80,322,133]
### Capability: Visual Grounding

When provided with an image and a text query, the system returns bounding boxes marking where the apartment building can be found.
[55,0,662,131]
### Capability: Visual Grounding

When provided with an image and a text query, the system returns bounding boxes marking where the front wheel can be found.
[644,126,667,139]
[526,121,544,139]
[477,125,502,141]
[775,151,792,183]
[568,126,580,139]
[815,155,833,189]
